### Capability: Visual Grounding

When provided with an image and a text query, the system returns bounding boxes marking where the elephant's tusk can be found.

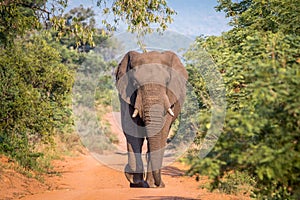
[167,108,175,117]
[132,109,139,118]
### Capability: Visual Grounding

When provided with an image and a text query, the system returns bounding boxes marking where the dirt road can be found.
[0,112,249,200]
[19,153,244,200]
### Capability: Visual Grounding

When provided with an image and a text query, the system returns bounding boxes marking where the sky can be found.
[167,0,230,36]
[67,0,231,37]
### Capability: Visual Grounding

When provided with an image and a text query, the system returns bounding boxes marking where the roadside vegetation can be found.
[184,1,300,199]
[0,0,299,199]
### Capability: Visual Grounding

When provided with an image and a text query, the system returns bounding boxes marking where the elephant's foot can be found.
[130,181,149,188]
[124,164,145,184]
[146,171,165,188]
[157,180,165,188]
[147,180,165,188]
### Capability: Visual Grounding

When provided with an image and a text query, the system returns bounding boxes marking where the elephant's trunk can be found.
[140,84,166,129]
[136,83,171,187]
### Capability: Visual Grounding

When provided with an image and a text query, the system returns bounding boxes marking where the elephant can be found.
[115,50,188,188]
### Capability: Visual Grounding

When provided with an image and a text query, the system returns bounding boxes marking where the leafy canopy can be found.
[98,0,176,34]
[0,0,176,47]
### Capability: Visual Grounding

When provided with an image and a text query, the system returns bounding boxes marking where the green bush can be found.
[0,37,74,170]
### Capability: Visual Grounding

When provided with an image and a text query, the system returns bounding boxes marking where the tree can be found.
[215,0,300,34]
[184,0,300,199]
[97,0,176,34]
[0,0,68,46]
[0,0,176,48]
[57,5,100,52]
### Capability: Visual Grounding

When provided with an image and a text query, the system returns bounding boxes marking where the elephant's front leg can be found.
[145,130,169,188]
[124,134,148,187]
[146,151,165,188]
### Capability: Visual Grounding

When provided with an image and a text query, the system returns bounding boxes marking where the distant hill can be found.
[113,30,195,57]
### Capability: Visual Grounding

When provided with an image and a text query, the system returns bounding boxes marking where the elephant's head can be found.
[116,51,188,133]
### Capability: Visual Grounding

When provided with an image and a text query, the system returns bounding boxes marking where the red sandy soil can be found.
[0,112,250,200]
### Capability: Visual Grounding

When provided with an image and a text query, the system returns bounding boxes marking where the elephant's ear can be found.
[166,52,188,108]
[115,51,139,106]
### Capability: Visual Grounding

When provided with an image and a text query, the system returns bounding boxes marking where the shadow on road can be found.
[161,166,185,177]
[131,196,198,200]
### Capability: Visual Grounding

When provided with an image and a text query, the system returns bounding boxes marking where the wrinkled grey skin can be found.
[115,51,188,188]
